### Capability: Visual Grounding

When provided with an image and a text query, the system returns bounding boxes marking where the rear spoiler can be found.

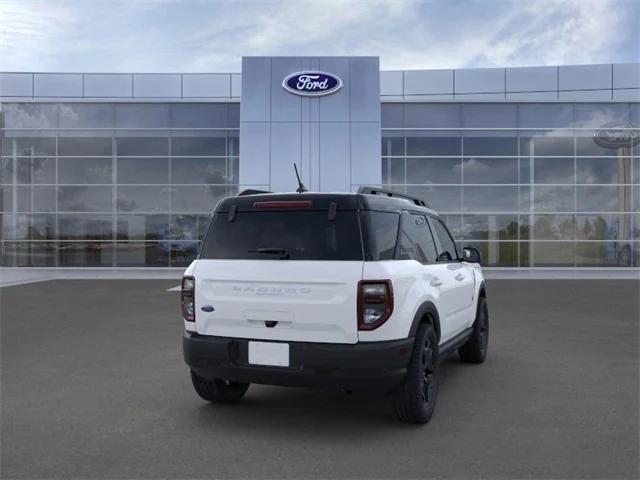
[238,189,272,196]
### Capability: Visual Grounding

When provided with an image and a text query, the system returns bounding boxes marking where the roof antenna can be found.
[293,163,308,193]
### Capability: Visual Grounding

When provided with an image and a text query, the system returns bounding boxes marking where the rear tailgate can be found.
[194,260,362,343]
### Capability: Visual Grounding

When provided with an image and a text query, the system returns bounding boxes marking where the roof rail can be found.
[238,189,272,196]
[357,186,429,208]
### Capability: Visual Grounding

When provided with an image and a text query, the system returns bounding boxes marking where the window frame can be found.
[394,211,439,265]
[428,215,461,262]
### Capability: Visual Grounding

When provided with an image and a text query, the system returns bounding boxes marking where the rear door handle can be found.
[430,278,443,287]
[454,273,465,281]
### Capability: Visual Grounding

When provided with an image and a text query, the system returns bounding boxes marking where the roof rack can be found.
[238,189,272,196]
[357,186,429,208]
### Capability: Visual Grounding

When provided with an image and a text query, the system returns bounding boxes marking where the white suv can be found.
[182,188,488,424]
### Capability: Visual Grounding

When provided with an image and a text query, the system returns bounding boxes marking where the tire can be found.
[392,323,439,424]
[190,370,250,404]
[458,296,489,364]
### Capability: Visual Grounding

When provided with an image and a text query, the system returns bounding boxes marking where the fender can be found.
[408,301,441,341]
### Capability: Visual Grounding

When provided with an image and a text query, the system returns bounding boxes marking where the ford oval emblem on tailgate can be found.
[201,305,215,312]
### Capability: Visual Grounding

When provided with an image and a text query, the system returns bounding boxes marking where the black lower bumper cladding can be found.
[183,331,414,392]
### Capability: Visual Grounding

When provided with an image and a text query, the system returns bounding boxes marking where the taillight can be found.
[181,276,195,322]
[357,280,393,330]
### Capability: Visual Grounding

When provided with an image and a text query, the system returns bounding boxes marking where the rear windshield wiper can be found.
[248,247,290,259]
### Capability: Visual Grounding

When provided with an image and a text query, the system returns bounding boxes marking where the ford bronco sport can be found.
[182,187,488,424]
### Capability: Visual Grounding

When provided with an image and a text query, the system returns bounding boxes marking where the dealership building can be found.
[0,57,638,271]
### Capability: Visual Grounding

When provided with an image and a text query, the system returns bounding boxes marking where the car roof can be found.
[215,191,440,216]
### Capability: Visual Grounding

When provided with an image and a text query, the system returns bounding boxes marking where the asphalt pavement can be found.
[1,279,638,479]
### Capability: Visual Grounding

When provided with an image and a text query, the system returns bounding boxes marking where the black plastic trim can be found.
[438,327,473,358]
[408,301,441,341]
[183,332,414,392]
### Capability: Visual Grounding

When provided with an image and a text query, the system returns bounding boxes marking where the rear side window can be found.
[397,213,438,263]
[362,211,400,261]
[201,210,363,261]
[430,217,459,261]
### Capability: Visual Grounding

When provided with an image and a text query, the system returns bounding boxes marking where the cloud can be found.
[0,0,637,73]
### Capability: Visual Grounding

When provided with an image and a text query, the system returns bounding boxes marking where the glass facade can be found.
[382,103,640,267]
[1,100,638,268]
[0,103,239,267]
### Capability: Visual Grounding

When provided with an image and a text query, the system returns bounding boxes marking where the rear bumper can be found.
[183,331,414,392]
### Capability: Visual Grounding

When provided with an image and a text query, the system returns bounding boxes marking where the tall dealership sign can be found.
[239,56,381,193]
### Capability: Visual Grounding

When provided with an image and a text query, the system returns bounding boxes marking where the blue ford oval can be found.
[282,71,343,97]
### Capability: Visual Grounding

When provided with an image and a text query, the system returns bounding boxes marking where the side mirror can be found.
[436,251,452,262]
[462,246,482,264]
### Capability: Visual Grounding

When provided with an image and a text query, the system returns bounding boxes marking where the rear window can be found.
[201,210,363,261]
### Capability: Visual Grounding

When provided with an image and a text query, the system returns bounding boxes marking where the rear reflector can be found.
[253,200,312,209]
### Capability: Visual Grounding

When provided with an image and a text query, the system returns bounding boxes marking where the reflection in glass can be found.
[532,215,575,240]
[463,137,518,156]
[4,214,57,240]
[115,242,169,267]
[462,104,517,128]
[463,186,518,212]
[116,136,168,156]
[170,104,227,128]
[170,214,211,240]
[170,244,200,267]
[171,136,226,156]
[2,136,56,156]
[382,158,404,184]
[59,214,112,240]
[576,157,631,184]
[404,104,461,128]
[116,215,169,241]
[117,158,169,184]
[2,242,57,267]
[15,186,57,213]
[462,215,518,240]
[407,158,461,184]
[171,158,227,184]
[58,157,112,184]
[575,214,633,241]
[530,241,575,266]
[114,104,170,128]
[520,134,574,156]
[58,242,114,267]
[406,135,461,156]
[116,186,170,212]
[532,157,574,184]
[58,104,115,128]
[2,104,59,129]
[462,157,518,184]
[575,242,635,267]
[405,186,461,213]
[576,185,631,212]
[58,186,112,212]
[381,133,404,156]
[15,157,56,184]
[171,186,230,212]
[58,137,112,156]
[533,186,574,212]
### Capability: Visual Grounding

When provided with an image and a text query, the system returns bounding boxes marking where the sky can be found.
[0,0,638,73]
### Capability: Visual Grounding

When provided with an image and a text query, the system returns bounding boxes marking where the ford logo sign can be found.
[593,121,640,149]
[282,71,343,97]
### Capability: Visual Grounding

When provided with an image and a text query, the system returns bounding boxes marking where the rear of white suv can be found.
[182,190,488,423]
